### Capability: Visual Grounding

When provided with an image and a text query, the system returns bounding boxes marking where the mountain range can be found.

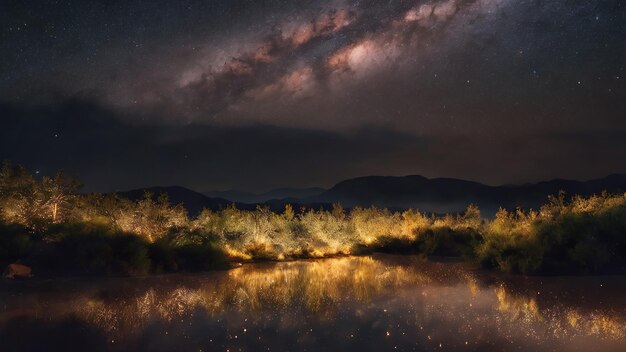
[119,174,626,216]
[204,187,325,204]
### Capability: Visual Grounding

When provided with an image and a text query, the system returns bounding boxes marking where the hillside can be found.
[119,174,626,216]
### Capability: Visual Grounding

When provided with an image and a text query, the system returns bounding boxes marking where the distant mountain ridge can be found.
[118,186,327,215]
[305,174,626,214]
[119,186,252,215]
[204,187,325,204]
[118,174,626,216]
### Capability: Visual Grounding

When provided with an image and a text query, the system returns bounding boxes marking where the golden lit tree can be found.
[132,192,188,242]
[0,161,39,227]
[40,171,79,223]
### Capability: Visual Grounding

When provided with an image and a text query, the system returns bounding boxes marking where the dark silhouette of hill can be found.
[118,174,626,216]
[118,186,330,215]
[304,174,626,215]
[118,186,253,215]
[204,187,325,203]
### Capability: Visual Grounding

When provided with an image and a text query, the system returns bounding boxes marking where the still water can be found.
[1,255,625,351]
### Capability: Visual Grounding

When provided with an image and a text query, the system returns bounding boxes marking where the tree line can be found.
[1,161,626,276]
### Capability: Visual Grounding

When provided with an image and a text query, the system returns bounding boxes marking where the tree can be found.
[40,171,79,223]
[0,161,38,227]
[462,204,482,228]
[133,192,188,242]
[283,204,295,221]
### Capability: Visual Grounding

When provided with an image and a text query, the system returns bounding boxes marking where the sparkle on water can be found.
[1,255,625,351]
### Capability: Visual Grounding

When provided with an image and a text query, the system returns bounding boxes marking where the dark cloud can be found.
[0,0,625,191]
[1,101,625,193]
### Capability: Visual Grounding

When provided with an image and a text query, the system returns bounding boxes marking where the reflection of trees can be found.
[4,257,428,335]
[2,257,625,344]
[494,284,626,340]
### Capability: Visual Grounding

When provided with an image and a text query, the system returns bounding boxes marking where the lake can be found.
[1,255,625,351]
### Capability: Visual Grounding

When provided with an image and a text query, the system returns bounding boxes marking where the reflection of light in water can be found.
[81,300,118,333]
[494,284,626,340]
[222,257,428,311]
[465,274,479,298]
[70,257,428,334]
[495,285,541,322]
[2,256,626,349]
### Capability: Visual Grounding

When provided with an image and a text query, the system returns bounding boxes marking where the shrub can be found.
[416,227,481,258]
[150,230,229,272]
[0,222,32,262]
[33,222,151,276]
[172,243,229,271]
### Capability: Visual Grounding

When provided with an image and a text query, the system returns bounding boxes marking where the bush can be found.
[148,230,229,272]
[533,209,626,274]
[363,235,419,254]
[31,222,151,276]
[0,222,32,262]
[416,227,481,258]
[172,242,229,271]
[148,240,179,273]
[478,197,626,274]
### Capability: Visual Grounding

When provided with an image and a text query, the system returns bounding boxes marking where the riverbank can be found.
[2,164,626,277]
[4,191,626,277]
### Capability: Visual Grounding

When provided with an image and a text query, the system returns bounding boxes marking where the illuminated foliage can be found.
[1,162,626,275]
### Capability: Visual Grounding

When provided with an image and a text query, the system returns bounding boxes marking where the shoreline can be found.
[4,252,626,282]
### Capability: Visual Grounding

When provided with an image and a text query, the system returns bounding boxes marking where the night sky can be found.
[1,0,625,192]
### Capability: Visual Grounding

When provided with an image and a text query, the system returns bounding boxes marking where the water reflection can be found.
[1,255,625,351]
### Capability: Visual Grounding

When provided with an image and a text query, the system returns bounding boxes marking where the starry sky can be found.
[1,0,625,192]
